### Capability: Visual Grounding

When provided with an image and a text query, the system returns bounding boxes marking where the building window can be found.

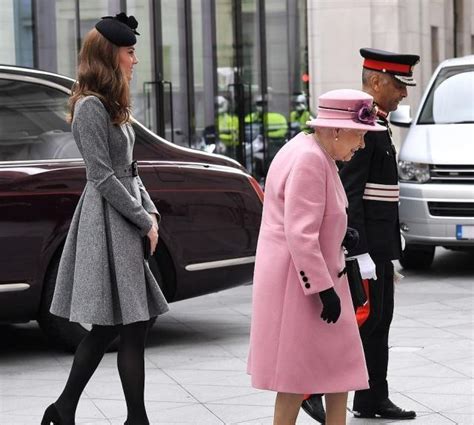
[431,26,439,72]
[0,0,34,67]
[14,0,34,67]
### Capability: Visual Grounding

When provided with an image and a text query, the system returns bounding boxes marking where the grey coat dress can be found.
[50,95,169,325]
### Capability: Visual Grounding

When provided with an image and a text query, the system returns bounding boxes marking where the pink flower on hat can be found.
[357,103,378,125]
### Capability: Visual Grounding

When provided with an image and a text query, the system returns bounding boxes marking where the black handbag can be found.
[142,236,151,260]
[341,226,366,310]
[345,259,367,311]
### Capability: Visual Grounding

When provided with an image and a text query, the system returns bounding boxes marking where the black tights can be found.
[55,320,150,425]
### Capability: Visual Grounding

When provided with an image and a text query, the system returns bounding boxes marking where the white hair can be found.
[362,68,390,89]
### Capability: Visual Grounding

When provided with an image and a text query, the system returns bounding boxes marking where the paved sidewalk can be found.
[0,248,473,424]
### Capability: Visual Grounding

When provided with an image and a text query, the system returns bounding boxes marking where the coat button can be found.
[305,283,311,289]
[300,271,305,276]
[302,276,308,282]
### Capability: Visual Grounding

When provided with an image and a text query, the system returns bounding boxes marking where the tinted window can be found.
[0,78,81,161]
[418,65,474,125]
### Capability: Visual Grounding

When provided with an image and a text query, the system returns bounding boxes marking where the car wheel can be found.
[38,253,158,353]
[399,244,435,270]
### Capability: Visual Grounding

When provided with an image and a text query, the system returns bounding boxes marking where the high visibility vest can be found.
[217,113,239,146]
[290,110,311,130]
[244,112,288,140]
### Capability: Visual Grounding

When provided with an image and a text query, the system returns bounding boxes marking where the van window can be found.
[418,65,474,125]
[0,79,81,161]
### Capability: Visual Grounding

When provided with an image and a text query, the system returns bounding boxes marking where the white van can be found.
[391,55,474,269]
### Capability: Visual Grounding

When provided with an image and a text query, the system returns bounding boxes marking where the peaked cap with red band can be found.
[360,47,420,86]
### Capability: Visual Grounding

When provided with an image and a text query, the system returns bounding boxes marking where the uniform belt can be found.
[114,161,139,179]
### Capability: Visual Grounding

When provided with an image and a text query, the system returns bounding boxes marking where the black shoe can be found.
[353,398,416,420]
[301,394,326,424]
[124,417,150,425]
[41,403,75,425]
[41,404,61,425]
[41,403,76,425]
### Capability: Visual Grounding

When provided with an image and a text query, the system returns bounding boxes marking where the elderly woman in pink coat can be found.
[247,89,386,425]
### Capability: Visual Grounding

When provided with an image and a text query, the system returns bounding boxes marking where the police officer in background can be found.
[302,48,420,423]
[289,93,313,137]
[244,94,288,181]
[244,94,288,141]
[215,95,239,155]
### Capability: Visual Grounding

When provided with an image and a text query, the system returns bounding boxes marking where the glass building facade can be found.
[1,0,309,180]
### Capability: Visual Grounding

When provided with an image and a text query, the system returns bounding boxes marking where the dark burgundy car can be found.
[0,65,263,351]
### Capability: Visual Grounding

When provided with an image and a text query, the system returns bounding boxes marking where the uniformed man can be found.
[302,48,420,422]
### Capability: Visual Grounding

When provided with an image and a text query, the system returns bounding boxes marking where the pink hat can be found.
[306,89,386,131]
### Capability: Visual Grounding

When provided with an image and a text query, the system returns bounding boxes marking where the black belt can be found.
[114,160,138,178]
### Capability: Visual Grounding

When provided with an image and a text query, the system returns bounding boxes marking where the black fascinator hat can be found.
[95,12,140,46]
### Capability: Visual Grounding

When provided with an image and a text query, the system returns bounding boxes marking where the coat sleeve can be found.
[74,96,153,236]
[136,175,161,221]
[283,150,334,295]
[339,135,376,256]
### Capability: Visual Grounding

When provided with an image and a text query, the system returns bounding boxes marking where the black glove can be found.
[319,287,341,324]
[342,227,359,251]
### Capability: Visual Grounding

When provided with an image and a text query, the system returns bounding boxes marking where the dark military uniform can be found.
[339,113,401,411]
[343,47,419,417]
[341,116,401,262]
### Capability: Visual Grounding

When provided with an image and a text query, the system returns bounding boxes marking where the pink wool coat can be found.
[247,132,369,394]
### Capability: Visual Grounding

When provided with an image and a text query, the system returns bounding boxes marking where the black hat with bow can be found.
[95,12,140,46]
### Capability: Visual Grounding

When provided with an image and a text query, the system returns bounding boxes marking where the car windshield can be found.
[418,65,474,125]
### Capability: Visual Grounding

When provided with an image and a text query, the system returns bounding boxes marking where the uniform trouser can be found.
[353,260,394,411]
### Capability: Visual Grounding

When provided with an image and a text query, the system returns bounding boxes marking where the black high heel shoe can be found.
[41,403,61,425]
[124,419,149,425]
[41,403,74,425]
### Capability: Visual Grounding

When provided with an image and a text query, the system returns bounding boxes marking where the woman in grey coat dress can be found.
[42,13,167,425]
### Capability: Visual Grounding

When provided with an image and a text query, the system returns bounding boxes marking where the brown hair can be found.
[69,28,131,125]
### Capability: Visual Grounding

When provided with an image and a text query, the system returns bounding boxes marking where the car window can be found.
[0,78,81,161]
[418,65,474,125]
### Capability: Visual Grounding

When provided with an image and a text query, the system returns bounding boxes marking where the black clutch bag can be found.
[342,227,359,251]
[346,259,367,310]
[143,236,151,260]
